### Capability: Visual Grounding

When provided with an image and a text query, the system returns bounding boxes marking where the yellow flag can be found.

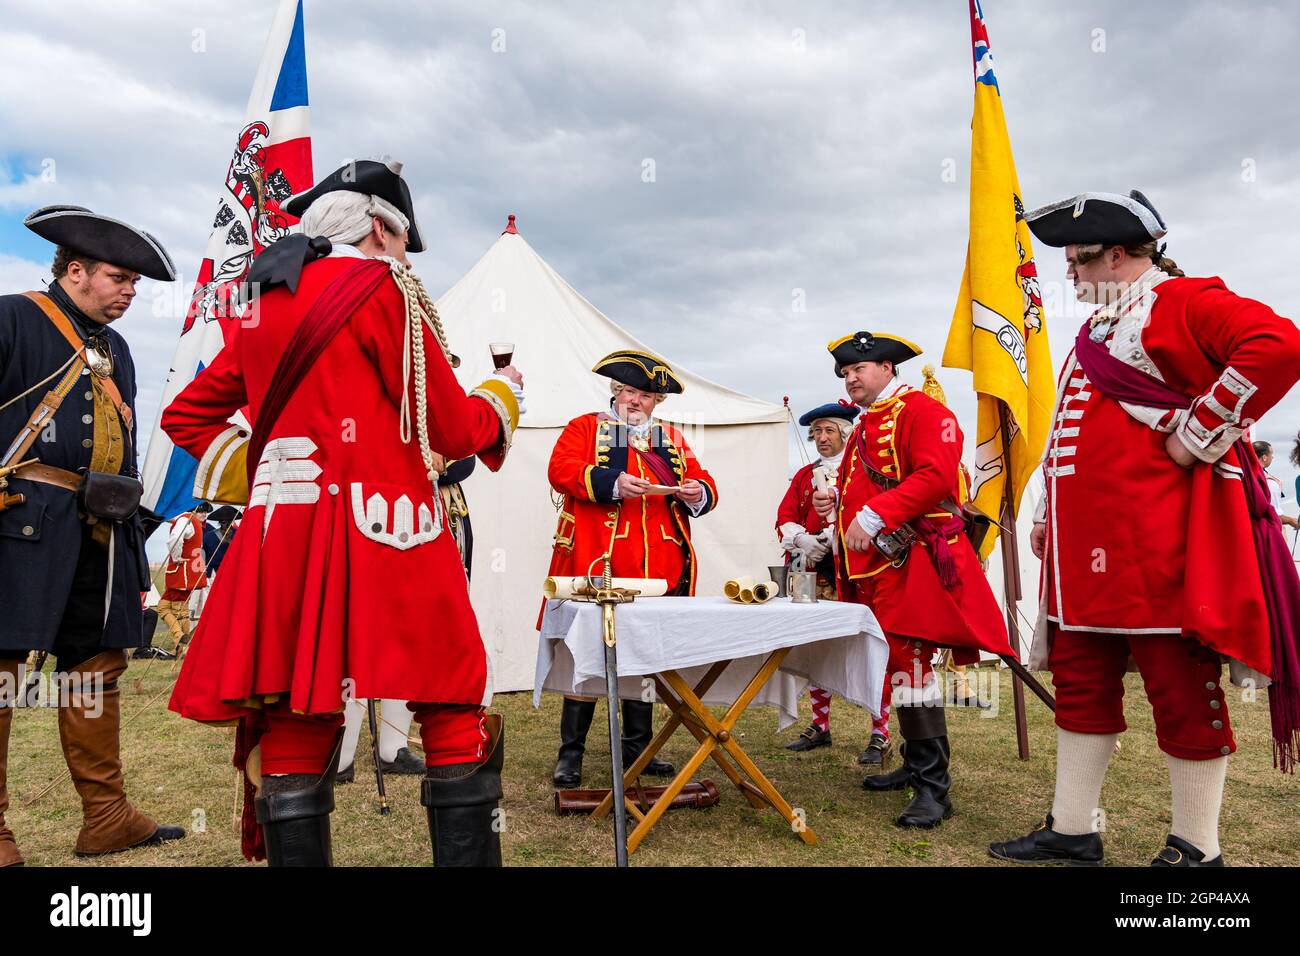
[943,0,1055,558]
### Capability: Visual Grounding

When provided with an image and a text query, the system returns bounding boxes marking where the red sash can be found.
[245,259,390,485]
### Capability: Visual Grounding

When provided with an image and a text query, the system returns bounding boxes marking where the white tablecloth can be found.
[534,596,888,730]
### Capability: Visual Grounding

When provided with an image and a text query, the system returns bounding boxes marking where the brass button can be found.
[327,484,339,495]
[1212,720,1223,730]
[81,438,93,448]
[371,522,383,533]
[82,414,94,425]
[1209,699,1220,710]
[1204,681,1216,691]
[83,390,93,400]
[1220,746,1231,756]
[21,526,34,536]
[81,368,90,376]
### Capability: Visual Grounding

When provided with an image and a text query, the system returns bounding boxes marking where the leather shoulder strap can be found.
[22,291,131,428]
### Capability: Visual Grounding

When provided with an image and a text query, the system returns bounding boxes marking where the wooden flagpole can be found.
[996,402,1056,759]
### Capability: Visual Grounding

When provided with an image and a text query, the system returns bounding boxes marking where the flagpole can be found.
[996,402,1059,758]
[997,408,1030,760]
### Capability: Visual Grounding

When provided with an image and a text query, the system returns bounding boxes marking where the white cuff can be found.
[855,508,884,536]
[778,522,806,550]
[491,373,526,414]
[686,494,708,517]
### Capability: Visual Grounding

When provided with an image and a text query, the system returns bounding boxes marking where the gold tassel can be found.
[921,363,948,407]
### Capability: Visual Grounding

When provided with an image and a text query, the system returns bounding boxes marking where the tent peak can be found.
[502,213,518,235]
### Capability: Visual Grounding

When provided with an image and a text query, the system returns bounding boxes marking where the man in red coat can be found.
[162,159,523,866]
[155,501,211,658]
[545,350,718,787]
[813,332,1013,828]
[991,191,1300,866]
[776,401,893,766]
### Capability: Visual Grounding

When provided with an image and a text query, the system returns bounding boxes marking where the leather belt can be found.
[11,462,81,493]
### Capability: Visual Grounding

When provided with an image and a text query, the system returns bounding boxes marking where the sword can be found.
[578,553,641,867]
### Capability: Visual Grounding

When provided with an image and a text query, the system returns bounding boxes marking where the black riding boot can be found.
[421,715,505,867]
[553,698,596,788]
[622,699,675,778]
[254,739,341,867]
[894,704,953,829]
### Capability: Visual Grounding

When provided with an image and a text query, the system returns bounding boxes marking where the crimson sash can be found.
[245,258,391,485]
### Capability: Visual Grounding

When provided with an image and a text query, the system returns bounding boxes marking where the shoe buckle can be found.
[1160,846,1184,865]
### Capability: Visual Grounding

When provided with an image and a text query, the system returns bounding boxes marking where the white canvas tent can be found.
[437,218,789,693]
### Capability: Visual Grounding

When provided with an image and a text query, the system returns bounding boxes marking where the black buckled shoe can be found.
[858,731,892,767]
[421,715,505,867]
[131,646,175,661]
[1151,834,1223,867]
[895,735,952,828]
[335,762,355,785]
[380,747,426,775]
[988,814,1104,866]
[622,699,675,778]
[785,725,832,752]
[553,698,596,788]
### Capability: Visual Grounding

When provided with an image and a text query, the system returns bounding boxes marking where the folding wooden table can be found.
[535,596,887,857]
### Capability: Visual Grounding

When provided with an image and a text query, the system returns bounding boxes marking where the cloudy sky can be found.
[2,0,1299,514]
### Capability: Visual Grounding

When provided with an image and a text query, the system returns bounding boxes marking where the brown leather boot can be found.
[0,659,23,867]
[57,650,185,856]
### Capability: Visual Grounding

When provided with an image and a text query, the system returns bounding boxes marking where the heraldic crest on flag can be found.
[141,0,313,520]
[944,0,1054,556]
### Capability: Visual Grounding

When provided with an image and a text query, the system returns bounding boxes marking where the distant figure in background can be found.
[202,504,241,580]
[1254,441,1298,531]
[158,500,212,658]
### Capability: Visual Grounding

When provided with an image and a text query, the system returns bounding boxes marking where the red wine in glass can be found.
[490,342,514,369]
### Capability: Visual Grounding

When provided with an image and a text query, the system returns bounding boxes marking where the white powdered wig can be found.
[299,190,410,246]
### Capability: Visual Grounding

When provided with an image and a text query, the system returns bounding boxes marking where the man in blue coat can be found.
[0,205,185,864]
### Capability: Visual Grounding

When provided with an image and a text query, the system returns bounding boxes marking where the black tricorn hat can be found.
[828,331,922,377]
[592,349,684,395]
[1025,190,1167,248]
[284,158,425,253]
[24,205,176,281]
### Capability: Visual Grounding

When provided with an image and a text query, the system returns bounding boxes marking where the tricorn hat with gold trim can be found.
[592,349,684,395]
[828,331,922,377]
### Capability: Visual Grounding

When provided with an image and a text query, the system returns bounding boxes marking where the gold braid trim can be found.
[388,258,458,487]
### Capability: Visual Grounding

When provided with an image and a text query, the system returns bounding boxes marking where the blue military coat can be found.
[0,284,150,651]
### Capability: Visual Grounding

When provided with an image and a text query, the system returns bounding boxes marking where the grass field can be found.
[5,648,1298,867]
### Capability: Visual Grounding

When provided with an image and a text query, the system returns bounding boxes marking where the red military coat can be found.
[161,256,518,723]
[1035,272,1300,675]
[835,385,1012,661]
[544,413,718,609]
[162,512,206,595]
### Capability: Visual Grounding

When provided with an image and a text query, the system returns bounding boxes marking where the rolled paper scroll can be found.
[723,575,755,601]
[751,581,778,603]
[544,576,669,600]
